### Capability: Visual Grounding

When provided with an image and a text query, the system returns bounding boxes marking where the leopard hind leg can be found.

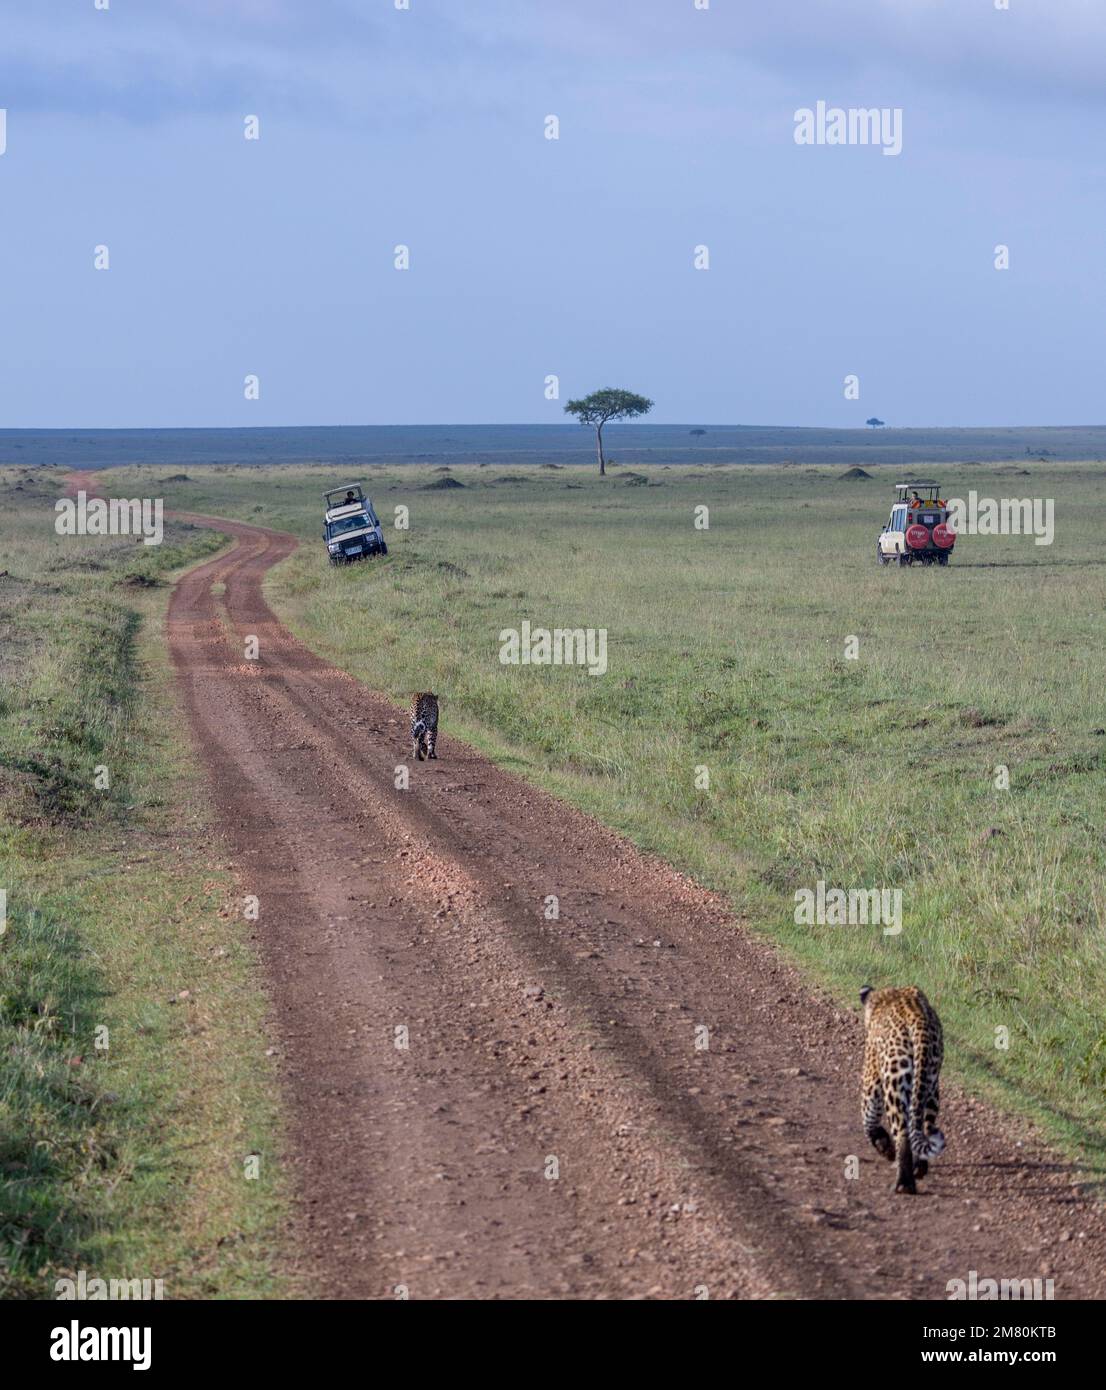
[862,1084,893,1161]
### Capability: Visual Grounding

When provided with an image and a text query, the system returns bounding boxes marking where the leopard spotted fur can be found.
[410,692,439,762]
[860,985,944,1195]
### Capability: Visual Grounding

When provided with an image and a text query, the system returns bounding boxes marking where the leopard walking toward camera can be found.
[860,985,944,1194]
[410,692,439,761]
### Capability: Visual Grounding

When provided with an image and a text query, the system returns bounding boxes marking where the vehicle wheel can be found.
[877,544,890,566]
[938,552,949,565]
[380,541,388,556]
[898,553,910,566]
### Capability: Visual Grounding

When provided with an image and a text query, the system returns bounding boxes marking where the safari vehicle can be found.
[877,480,956,566]
[323,484,387,565]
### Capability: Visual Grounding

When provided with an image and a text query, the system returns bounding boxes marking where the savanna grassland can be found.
[103,456,1106,1178]
[0,465,288,1298]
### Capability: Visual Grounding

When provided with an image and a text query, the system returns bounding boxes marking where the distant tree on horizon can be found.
[690,428,707,439]
[564,388,654,475]
[866,417,886,428]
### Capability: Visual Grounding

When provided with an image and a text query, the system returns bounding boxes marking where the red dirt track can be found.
[160,507,1106,1301]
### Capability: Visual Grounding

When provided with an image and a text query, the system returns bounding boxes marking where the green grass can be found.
[106,457,1106,1182]
[0,465,290,1298]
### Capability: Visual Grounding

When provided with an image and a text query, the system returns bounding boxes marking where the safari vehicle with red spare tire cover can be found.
[877,480,956,566]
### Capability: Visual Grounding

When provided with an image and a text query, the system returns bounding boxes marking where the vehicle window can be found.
[328,514,372,536]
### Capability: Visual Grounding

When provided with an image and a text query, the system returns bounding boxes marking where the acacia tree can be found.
[564,387,654,475]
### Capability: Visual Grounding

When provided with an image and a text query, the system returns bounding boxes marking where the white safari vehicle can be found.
[323,484,387,565]
[877,480,956,567]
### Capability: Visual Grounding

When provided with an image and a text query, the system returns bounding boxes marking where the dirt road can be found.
[161,509,1106,1300]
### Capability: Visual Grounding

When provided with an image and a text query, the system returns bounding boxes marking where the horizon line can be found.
[2,422,1105,435]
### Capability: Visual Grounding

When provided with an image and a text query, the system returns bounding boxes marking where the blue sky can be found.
[0,0,1102,428]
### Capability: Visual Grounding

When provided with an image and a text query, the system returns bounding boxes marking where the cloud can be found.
[0,0,388,121]
[3,0,1104,129]
[444,0,1106,107]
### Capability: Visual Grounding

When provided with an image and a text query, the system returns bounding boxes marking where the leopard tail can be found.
[910,1023,935,1160]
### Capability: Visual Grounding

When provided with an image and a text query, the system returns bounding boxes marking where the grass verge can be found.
[0,466,290,1298]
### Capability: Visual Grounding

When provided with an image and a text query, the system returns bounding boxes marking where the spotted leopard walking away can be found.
[860,985,945,1195]
[411,692,439,762]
